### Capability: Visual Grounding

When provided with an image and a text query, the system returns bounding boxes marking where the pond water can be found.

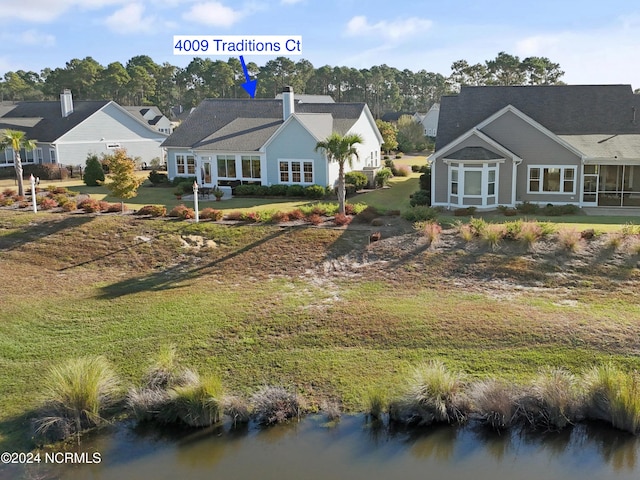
[8,416,640,480]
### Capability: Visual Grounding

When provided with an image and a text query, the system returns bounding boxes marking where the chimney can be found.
[60,89,73,118]
[282,86,294,120]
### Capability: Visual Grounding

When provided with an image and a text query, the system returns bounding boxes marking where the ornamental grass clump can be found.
[33,356,121,442]
[517,368,582,431]
[558,228,582,252]
[468,379,518,431]
[250,386,303,425]
[517,221,544,249]
[583,364,640,435]
[222,395,251,426]
[159,374,224,428]
[390,360,468,426]
[481,224,505,251]
[419,221,442,245]
[364,387,387,421]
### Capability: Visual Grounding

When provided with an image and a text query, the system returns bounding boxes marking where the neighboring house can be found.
[430,85,640,210]
[124,106,172,134]
[419,103,439,137]
[0,90,168,169]
[170,105,196,131]
[274,93,334,103]
[162,87,383,190]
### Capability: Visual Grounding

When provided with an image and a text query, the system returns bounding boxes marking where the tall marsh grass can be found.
[250,386,303,425]
[34,356,121,442]
[584,364,640,434]
[390,360,468,426]
[558,229,582,252]
[160,374,224,427]
[468,379,517,430]
[364,387,387,420]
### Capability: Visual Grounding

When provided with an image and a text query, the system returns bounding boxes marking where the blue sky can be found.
[1,0,639,88]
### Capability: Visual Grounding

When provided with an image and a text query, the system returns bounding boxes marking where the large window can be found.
[217,155,236,178]
[528,166,576,194]
[241,155,261,179]
[176,154,195,175]
[448,162,499,207]
[0,148,14,165]
[279,160,313,184]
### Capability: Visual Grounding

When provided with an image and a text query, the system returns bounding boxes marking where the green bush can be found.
[541,204,580,216]
[148,170,168,186]
[285,184,306,197]
[402,206,439,222]
[375,168,393,187]
[411,165,421,172]
[419,170,431,191]
[234,184,258,196]
[83,154,105,186]
[268,184,289,196]
[516,201,540,214]
[410,189,431,207]
[168,204,195,219]
[304,184,326,200]
[345,171,369,190]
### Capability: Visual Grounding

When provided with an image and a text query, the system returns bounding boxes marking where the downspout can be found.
[512,157,522,207]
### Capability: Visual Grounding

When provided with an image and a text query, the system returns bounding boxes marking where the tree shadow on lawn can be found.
[0,214,94,252]
[97,227,291,299]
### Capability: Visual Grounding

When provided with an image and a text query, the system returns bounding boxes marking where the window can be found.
[35,148,43,164]
[49,149,56,164]
[241,155,261,179]
[217,155,236,178]
[279,160,313,184]
[450,168,458,195]
[176,154,195,175]
[528,166,576,194]
[464,170,482,195]
[449,162,498,207]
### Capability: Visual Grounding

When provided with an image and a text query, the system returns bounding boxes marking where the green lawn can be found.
[0,211,639,450]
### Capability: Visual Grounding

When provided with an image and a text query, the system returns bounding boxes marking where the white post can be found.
[193,181,199,223]
[30,174,37,213]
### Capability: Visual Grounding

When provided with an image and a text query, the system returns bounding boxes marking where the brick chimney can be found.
[60,89,74,118]
[282,86,294,120]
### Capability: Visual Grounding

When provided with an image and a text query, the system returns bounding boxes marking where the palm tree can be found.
[0,129,37,197]
[315,132,364,215]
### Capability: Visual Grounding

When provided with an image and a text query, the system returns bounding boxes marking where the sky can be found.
[1,0,639,89]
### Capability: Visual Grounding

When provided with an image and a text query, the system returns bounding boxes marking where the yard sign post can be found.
[193,181,199,223]
[30,174,37,213]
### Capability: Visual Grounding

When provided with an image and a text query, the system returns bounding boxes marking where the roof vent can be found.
[60,89,73,118]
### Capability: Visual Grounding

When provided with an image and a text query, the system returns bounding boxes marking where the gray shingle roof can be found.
[445,146,504,160]
[162,98,366,149]
[436,85,640,150]
[194,118,281,151]
[0,101,109,142]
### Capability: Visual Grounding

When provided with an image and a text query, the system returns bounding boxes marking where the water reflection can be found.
[15,416,640,480]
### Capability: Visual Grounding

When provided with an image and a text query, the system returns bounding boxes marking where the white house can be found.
[162,87,383,190]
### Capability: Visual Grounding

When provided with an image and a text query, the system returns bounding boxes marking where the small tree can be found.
[0,129,37,196]
[101,149,144,212]
[83,154,105,186]
[375,119,398,154]
[397,115,427,153]
[315,132,363,215]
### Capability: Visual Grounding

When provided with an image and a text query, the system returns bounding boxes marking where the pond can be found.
[8,416,640,480]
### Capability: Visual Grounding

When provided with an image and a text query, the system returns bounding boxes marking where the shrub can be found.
[411,165,421,172]
[375,168,393,187]
[33,357,120,442]
[304,184,326,199]
[267,211,289,224]
[148,170,168,186]
[98,201,110,212]
[135,205,166,217]
[286,184,306,198]
[79,198,101,213]
[395,153,403,159]
[583,364,640,434]
[468,217,488,236]
[223,395,251,426]
[502,219,523,240]
[61,201,77,212]
[288,209,305,220]
[200,208,223,221]
[453,206,477,216]
[469,380,517,430]
[621,223,640,236]
[516,201,540,214]
[172,176,196,187]
[38,197,58,210]
[518,368,582,430]
[168,204,195,220]
[402,206,438,222]
[344,171,369,190]
[233,184,257,196]
[409,189,430,207]
[83,154,105,186]
[395,165,410,177]
[2,188,16,197]
[384,159,395,169]
[106,203,122,213]
[390,360,468,426]
[334,213,352,226]
[306,213,324,225]
[419,169,431,191]
[225,211,244,221]
[251,386,303,425]
[558,228,582,252]
[242,211,262,223]
[268,184,289,196]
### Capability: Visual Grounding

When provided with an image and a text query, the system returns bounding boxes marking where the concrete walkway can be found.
[582,207,640,216]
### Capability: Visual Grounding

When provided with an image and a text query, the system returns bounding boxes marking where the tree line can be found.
[0,52,565,119]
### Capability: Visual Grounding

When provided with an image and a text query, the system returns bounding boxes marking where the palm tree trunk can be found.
[14,152,24,197]
[338,161,346,215]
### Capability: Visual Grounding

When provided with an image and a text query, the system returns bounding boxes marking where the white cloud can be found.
[105,3,155,34]
[19,30,56,47]
[182,2,245,27]
[345,15,433,41]
[281,0,303,4]
[0,0,126,23]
